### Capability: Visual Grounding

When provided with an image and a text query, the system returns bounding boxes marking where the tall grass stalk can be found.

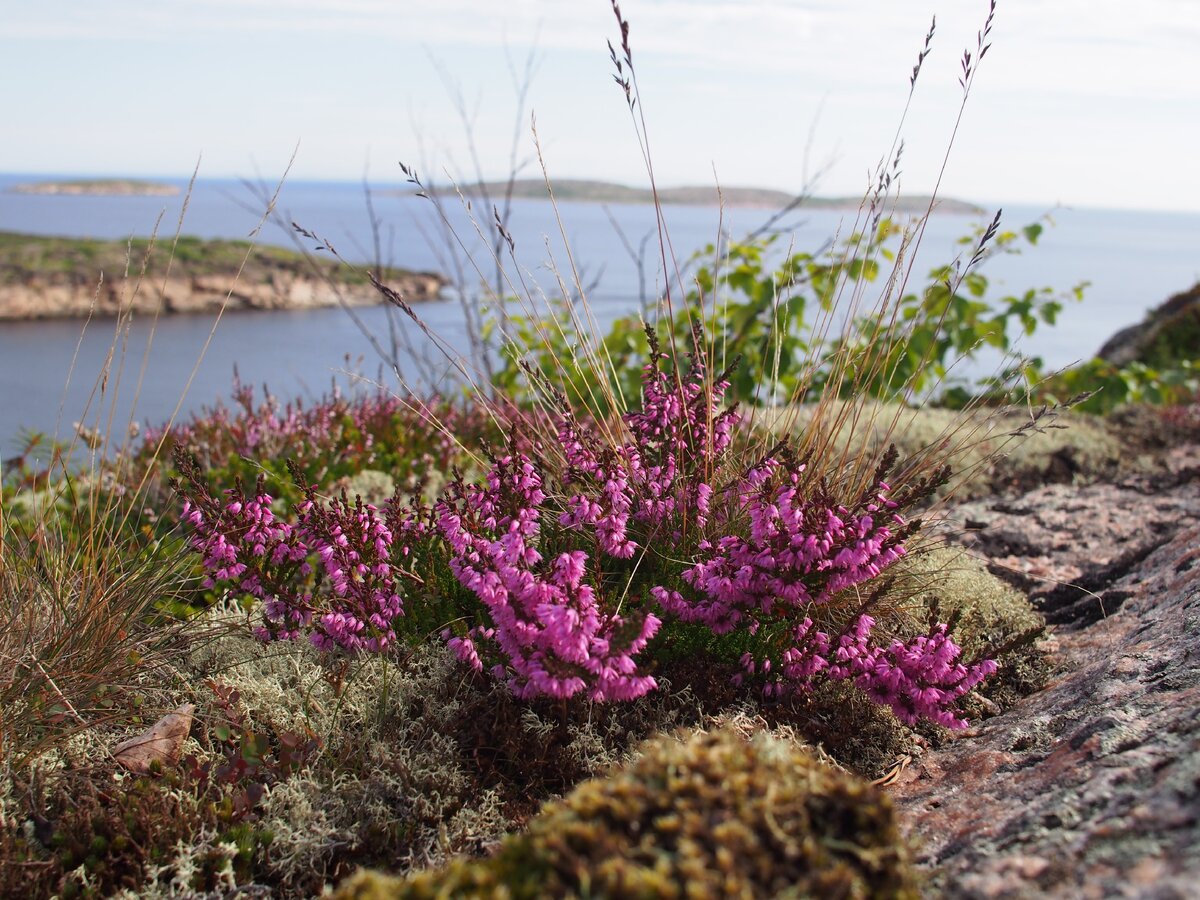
[381,0,1031,522]
[245,0,1039,719]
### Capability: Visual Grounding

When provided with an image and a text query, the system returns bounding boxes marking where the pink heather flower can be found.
[178,473,425,654]
[663,463,908,634]
[437,452,659,703]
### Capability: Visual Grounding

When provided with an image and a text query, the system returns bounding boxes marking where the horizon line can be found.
[1,170,1198,218]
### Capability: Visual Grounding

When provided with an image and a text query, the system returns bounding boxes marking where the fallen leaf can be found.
[112,703,195,774]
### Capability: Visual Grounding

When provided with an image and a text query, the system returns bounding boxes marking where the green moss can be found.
[336,727,919,899]
[762,401,1147,500]
[897,544,1048,711]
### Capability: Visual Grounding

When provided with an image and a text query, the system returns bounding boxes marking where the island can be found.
[390,178,985,215]
[9,178,182,197]
[0,232,445,320]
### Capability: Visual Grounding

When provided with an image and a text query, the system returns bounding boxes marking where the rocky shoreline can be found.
[0,232,445,319]
[0,271,445,320]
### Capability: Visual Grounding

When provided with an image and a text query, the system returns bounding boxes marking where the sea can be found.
[1,172,1198,457]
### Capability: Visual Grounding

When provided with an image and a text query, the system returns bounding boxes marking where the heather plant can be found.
[172,450,451,654]
[144,375,500,511]
[175,345,997,727]
[436,338,996,727]
[424,1,1045,731]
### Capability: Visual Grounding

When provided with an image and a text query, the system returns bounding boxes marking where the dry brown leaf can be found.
[111,703,195,774]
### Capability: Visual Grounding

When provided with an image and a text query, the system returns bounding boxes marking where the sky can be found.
[2,0,1199,213]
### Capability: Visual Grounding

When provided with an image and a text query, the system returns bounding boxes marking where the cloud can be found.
[7,1,815,68]
[5,0,1198,210]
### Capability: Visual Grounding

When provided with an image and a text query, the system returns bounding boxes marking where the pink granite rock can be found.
[944,445,1200,627]
[894,452,1200,898]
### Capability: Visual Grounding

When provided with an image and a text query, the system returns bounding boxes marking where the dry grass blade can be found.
[0,507,195,766]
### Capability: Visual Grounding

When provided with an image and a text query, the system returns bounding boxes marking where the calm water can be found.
[2,172,1198,455]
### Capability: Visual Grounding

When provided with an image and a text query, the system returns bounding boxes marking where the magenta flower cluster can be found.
[556,357,738,557]
[437,350,996,727]
[175,350,996,727]
[829,617,998,728]
[437,453,661,701]
[149,376,387,461]
[180,476,424,653]
[730,615,997,728]
[181,490,312,641]
[653,457,908,635]
[147,375,495,504]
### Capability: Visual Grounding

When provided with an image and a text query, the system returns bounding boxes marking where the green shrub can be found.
[1013,357,1200,414]
[493,215,1082,415]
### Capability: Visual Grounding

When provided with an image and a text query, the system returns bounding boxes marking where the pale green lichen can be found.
[336,469,397,506]
[761,401,1147,499]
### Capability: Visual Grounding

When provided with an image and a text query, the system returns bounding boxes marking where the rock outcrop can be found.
[893,446,1200,898]
[0,271,444,320]
[1098,281,1200,368]
[0,231,446,319]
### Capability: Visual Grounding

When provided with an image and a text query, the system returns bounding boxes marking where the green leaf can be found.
[964,272,988,298]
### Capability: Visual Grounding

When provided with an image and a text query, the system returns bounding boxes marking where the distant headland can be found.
[390,178,985,215]
[9,178,181,197]
[0,232,444,320]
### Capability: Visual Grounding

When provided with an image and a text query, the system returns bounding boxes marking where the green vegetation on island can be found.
[0,231,421,288]
[9,178,181,197]
[0,231,445,319]
[398,177,985,214]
